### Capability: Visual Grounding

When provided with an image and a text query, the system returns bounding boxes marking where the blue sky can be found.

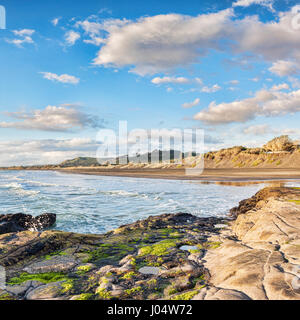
[0,0,300,165]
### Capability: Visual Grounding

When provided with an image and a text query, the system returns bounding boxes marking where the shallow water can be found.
[0,170,299,234]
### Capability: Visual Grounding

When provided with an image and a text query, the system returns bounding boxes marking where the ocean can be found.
[0,170,299,234]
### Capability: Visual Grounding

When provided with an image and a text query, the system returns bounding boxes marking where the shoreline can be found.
[59,167,300,182]
[2,166,300,182]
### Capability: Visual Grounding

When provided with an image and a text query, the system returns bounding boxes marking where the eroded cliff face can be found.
[0,187,300,300]
[203,147,300,169]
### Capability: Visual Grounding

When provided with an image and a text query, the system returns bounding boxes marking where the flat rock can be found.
[138,267,160,275]
[23,256,77,274]
[26,281,65,300]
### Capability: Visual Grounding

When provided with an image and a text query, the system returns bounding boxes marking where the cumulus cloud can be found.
[92,10,234,75]
[65,30,81,45]
[151,77,190,85]
[51,17,61,26]
[243,124,271,135]
[12,29,35,37]
[0,138,101,166]
[234,9,300,63]
[40,72,80,84]
[269,60,300,76]
[0,105,102,132]
[201,84,221,93]
[6,29,35,47]
[243,124,300,136]
[182,98,200,109]
[72,6,300,76]
[194,88,300,125]
[271,83,289,91]
[233,0,274,10]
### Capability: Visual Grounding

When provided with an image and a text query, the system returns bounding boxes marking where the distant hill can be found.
[1,136,300,170]
[59,157,100,168]
[58,150,196,167]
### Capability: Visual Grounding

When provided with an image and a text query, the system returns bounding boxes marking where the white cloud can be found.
[243,124,271,135]
[289,77,300,89]
[194,88,300,125]
[195,78,203,85]
[65,30,81,45]
[6,29,35,47]
[76,18,127,46]
[194,98,259,124]
[12,29,35,36]
[151,77,190,85]
[0,138,101,166]
[83,6,300,76]
[52,7,298,77]
[201,84,221,93]
[92,10,234,75]
[233,0,274,11]
[271,83,289,91]
[0,105,101,132]
[40,72,80,84]
[234,8,300,64]
[51,17,61,26]
[243,124,300,136]
[229,80,240,85]
[269,60,299,76]
[182,98,200,109]
[83,37,105,46]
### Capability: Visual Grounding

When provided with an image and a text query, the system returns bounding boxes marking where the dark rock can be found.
[0,213,56,235]
[229,187,291,218]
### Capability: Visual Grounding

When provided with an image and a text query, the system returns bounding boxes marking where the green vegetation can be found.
[76,265,92,275]
[73,293,94,300]
[61,279,74,293]
[252,159,263,167]
[288,200,300,205]
[121,271,137,280]
[171,290,199,300]
[43,251,68,261]
[167,287,178,295]
[96,288,112,299]
[139,239,177,257]
[125,286,143,295]
[8,272,68,285]
[83,243,135,263]
[59,157,99,168]
[0,293,13,300]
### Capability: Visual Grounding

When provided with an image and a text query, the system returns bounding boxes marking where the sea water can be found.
[0,170,299,234]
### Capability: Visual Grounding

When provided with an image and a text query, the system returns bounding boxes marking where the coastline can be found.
[2,167,300,182]
[58,167,300,182]
[1,186,300,300]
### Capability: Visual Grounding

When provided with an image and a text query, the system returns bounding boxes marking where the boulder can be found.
[0,213,56,235]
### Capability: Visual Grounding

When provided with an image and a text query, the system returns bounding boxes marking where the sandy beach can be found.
[59,167,300,181]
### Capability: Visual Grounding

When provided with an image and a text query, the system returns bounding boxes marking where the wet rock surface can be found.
[0,213,56,235]
[0,187,300,300]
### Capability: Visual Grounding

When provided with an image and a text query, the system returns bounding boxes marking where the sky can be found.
[0,0,300,166]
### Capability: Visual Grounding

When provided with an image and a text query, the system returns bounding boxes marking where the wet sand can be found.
[59,167,300,182]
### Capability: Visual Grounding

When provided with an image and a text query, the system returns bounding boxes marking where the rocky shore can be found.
[0,187,300,300]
